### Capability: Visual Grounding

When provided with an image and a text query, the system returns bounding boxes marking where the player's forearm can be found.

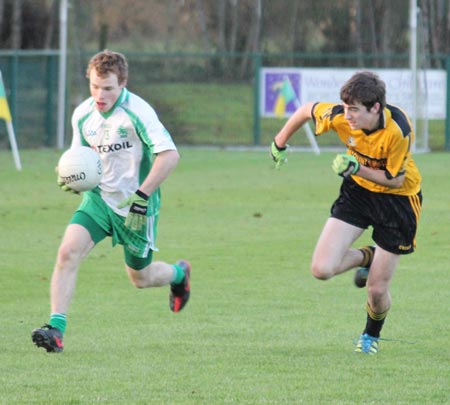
[357,165,405,188]
[274,102,314,147]
[138,149,180,196]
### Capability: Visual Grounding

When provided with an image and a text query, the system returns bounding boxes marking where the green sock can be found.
[171,264,185,285]
[49,313,67,334]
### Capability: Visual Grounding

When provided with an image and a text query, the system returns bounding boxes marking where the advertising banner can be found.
[261,68,446,120]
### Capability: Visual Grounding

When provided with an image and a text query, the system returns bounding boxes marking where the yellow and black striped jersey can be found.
[311,102,421,196]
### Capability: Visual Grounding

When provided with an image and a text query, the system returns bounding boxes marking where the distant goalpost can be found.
[410,0,430,152]
[57,0,68,149]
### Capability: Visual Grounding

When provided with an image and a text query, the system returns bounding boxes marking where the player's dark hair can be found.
[86,49,128,85]
[340,71,386,112]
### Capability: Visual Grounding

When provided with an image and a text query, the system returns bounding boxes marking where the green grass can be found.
[1,149,449,404]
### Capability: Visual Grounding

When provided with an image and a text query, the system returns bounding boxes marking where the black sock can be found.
[363,302,388,338]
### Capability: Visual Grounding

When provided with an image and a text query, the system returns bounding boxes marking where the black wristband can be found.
[273,139,287,151]
[135,189,149,201]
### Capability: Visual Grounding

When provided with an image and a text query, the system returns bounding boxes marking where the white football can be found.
[58,146,102,192]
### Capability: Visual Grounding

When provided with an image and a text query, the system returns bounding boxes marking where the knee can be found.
[127,267,149,289]
[310,259,334,280]
[129,276,146,289]
[367,283,387,302]
[56,243,81,269]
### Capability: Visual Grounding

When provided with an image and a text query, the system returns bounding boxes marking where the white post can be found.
[6,120,22,170]
[292,99,320,155]
[56,0,68,149]
[0,70,22,170]
[409,0,417,151]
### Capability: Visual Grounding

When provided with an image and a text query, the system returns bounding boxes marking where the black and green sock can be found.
[49,313,67,334]
[171,263,185,285]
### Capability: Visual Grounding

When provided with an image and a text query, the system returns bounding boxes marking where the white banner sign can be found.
[261,67,446,119]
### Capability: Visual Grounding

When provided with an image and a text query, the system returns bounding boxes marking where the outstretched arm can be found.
[274,101,315,148]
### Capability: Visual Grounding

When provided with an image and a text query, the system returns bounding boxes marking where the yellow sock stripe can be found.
[360,246,374,268]
[366,302,388,321]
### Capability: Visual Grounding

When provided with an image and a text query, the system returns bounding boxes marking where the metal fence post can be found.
[8,53,18,120]
[446,55,450,151]
[45,55,56,146]
[252,52,262,145]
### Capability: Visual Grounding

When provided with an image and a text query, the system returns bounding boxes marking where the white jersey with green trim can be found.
[71,88,176,217]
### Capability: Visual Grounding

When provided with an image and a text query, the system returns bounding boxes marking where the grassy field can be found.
[0,148,449,404]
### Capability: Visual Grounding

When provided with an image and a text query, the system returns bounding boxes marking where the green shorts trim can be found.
[124,249,153,270]
[69,190,158,269]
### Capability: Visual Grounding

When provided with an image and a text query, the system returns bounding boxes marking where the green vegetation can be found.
[133,82,448,151]
[2,53,447,150]
[1,149,449,403]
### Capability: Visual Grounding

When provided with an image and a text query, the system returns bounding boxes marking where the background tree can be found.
[10,0,22,49]
[0,0,448,69]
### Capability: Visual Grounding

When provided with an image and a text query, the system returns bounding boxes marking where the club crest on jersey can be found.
[100,123,113,141]
[118,126,129,138]
[347,137,357,147]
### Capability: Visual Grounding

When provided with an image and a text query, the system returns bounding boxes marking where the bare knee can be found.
[126,262,173,289]
[56,243,81,270]
[127,266,152,289]
[129,275,147,289]
[310,259,335,280]
[367,283,388,304]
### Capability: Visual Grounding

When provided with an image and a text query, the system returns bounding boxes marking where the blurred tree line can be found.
[0,0,449,67]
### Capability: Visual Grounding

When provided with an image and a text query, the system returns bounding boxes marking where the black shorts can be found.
[330,178,422,255]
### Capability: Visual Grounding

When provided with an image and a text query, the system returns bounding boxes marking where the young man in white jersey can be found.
[32,50,191,353]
